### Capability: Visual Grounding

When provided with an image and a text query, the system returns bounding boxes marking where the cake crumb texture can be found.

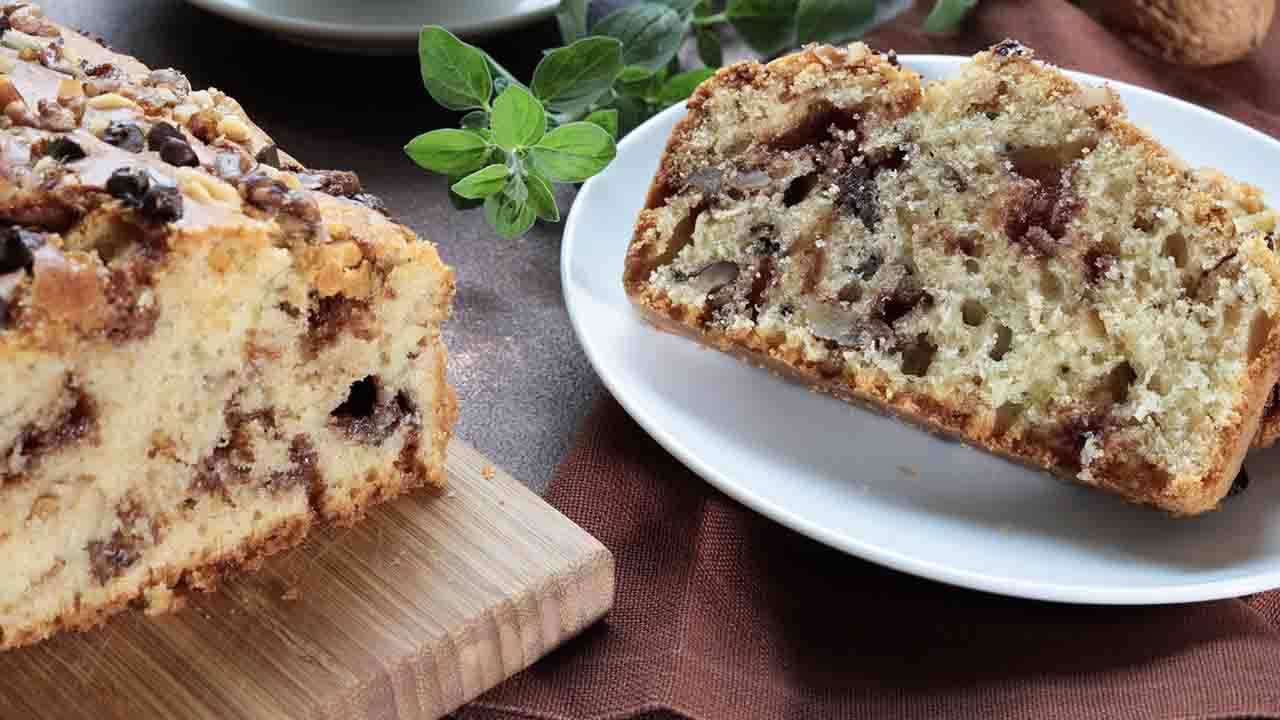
[625,41,1280,515]
[0,3,456,650]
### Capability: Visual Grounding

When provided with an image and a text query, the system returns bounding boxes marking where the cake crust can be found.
[0,4,455,650]
[625,42,1280,515]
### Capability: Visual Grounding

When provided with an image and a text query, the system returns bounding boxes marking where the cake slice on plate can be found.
[1,4,455,649]
[624,40,1280,515]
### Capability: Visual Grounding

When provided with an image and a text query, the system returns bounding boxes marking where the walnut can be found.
[1079,0,1275,66]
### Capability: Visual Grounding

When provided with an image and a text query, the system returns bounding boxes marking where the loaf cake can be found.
[624,41,1280,515]
[0,4,455,650]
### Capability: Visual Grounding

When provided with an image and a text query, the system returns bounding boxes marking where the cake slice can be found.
[0,4,455,650]
[624,41,1280,515]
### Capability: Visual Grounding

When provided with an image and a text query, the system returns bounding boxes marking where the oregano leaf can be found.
[532,36,624,115]
[695,27,723,67]
[924,0,978,33]
[529,122,617,183]
[450,163,511,199]
[584,108,619,139]
[418,26,492,111]
[491,85,546,150]
[404,128,492,175]
[796,0,875,44]
[525,170,561,222]
[594,4,687,72]
[484,190,536,238]
[556,0,591,43]
[726,0,798,56]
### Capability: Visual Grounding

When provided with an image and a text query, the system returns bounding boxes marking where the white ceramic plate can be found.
[183,0,559,53]
[562,55,1280,604]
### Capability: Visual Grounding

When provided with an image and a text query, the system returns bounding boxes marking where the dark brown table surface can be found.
[47,0,608,491]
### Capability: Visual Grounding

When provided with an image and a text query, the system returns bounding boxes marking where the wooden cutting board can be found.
[0,440,614,719]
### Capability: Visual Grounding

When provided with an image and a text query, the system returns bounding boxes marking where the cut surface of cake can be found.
[0,4,455,649]
[625,41,1280,515]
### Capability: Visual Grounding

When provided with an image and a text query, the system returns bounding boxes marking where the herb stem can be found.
[691,12,726,26]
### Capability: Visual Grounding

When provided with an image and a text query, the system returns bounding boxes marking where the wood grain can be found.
[0,440,614,719]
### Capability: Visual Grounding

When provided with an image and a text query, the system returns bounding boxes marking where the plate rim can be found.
[182,0,560,41]
[562,53,1280,605]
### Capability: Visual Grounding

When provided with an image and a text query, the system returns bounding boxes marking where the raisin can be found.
[102,121,145,153]
[45,136,86,163]
[1084,247,1116,284]
[158,138,199,167]
[0,227,44,274]
[141,185,184,224]
[105,167,151,208]
[255,143,281,169]
[146,121,184,151]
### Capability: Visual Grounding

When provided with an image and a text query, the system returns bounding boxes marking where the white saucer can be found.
[562,55,1280,604]
[184,0,559,53]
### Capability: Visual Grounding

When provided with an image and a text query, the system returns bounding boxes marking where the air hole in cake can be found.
[1097,361,1137,406]
[1248,310,1274,362]
[946,232,982,258]
[964,258,981,274]
[962,300,987,326]
[990,324,1013,360]
[330,376,414,445]
[640,206,704,284]
[332,375,378,420]
[1163,233,1189,269]
[770,101,860,151]
[993,402,1023,435]
[783,172,821,207]
[1133,206,1157,233]
[901,336,937,377]
[1006,142,1093,186]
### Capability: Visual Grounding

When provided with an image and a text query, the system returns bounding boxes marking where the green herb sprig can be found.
[406,0,977,239]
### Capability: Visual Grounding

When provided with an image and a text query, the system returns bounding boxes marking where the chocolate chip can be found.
[255,143,281,169]
[835,164,879,230]
[141,185,183,224]
[1084,247,1115,284]
[992,39,1028,57]
[106,167,151,207]
[872,278,927,325]
[45,136,86,163]
[146,121,184,151]
[0,227,45,274]
[102,121,145,153]
[158,138,199,167]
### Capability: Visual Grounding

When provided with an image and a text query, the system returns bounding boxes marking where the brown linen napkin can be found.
[461,1,1280,717]
[460,401,1280,720]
